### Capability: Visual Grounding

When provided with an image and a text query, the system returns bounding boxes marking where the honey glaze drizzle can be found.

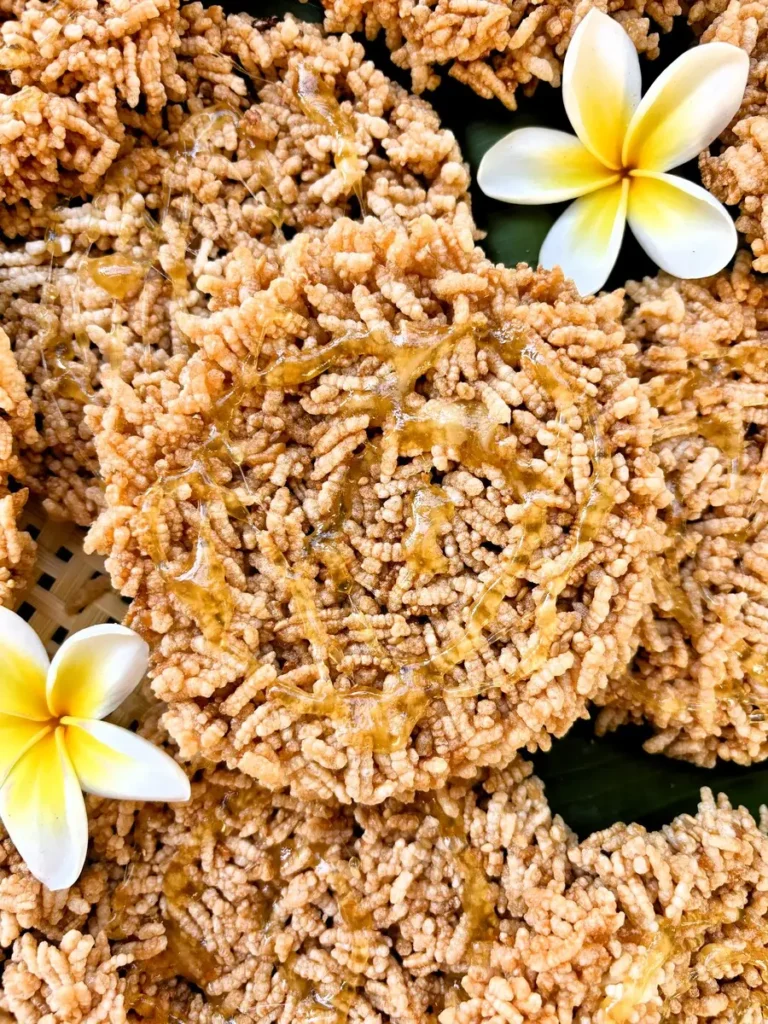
[402,484,455,575]
[167,505,233,643]
[638,335,768,720]
[710,638,768,722]
[261,533,343,673]
[263,320,463,419]
[440,410,614,694]
[145,316,614,753]
[693,933,768,981]
[395,398,555,496]
[261,844,372,1021]
[424,327,577,678]
[77,104,252,341]
[42,333,95,405]
[430,328,613,691]
[171,103,285,228]
[127,788,291,1018]
[295,63,364,198]
[174,106,241,156]
[119,796,240,1017]
[602,925,673,1023]
[427,796,499,954]
[85,252,152,301]
[270,671,431,754]
[263,322,562,494]
[36,278,95,406]
[164,106,244,298]
[260,324,505,744]
[431,498,547,678]
[174,105,247,204]
[264,322,614,743]
[647,346,749,496]
[639,506,768,722]
[137,372,268,640]
[141,489,234,644]
[278,955,362,1024]
[236,128,284,227]
[54,102,251,413]
[315,851,375,1000]
[602,910,764,1023]
[637,349,768,720]
[698,407,744,464]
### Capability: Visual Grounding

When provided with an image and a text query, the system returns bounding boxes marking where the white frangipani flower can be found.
[0,608,190,891]
[477,9,749,295]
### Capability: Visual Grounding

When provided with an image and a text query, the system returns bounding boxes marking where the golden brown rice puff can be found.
[2,755,767,1022]
[0,325,37,606]
[320,0,681,111]
[596,253,768,767]
[84,210,667,804]
[0,10,474,525]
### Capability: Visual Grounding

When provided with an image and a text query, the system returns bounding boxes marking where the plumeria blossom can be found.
[478,9,749,295]
[0,607,189,891]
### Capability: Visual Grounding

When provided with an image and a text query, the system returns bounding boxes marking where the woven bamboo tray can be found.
[15,501,128,658]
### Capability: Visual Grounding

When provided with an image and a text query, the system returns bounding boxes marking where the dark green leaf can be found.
[533,717,768,837]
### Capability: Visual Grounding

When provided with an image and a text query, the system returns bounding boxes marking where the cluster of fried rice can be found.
[2,741,768,1023]
[0,0,188,207]
[698,0,768,271]
[0,5,474,525]
[596,253,768,768]
[0,327,36,607]
[319,0,681,110]
[2,1,768,1020]
[84,207,669,804]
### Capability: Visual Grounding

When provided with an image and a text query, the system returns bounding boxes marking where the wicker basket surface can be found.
[16,501,128,658]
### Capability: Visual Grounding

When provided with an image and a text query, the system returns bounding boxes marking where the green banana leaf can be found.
[240,0,768,838]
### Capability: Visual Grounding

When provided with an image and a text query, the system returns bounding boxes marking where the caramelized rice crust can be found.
[2,747,768,1022]
[85,210,667,803]
[0,8,473,525]
[319,0,682,110]
[598,254,768,767]
[0,8,767,1023]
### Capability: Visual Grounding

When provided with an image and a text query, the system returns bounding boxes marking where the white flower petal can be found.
[477,127,619,204]
[62,718,191,802]
[628,171,737,278]
[539,179,630,295]
[563,9,642,170]
[47,624,149,720]
[0,727,87,891]
[622,42,749,172]
[0,715,51,788]
[0,606,51,720]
